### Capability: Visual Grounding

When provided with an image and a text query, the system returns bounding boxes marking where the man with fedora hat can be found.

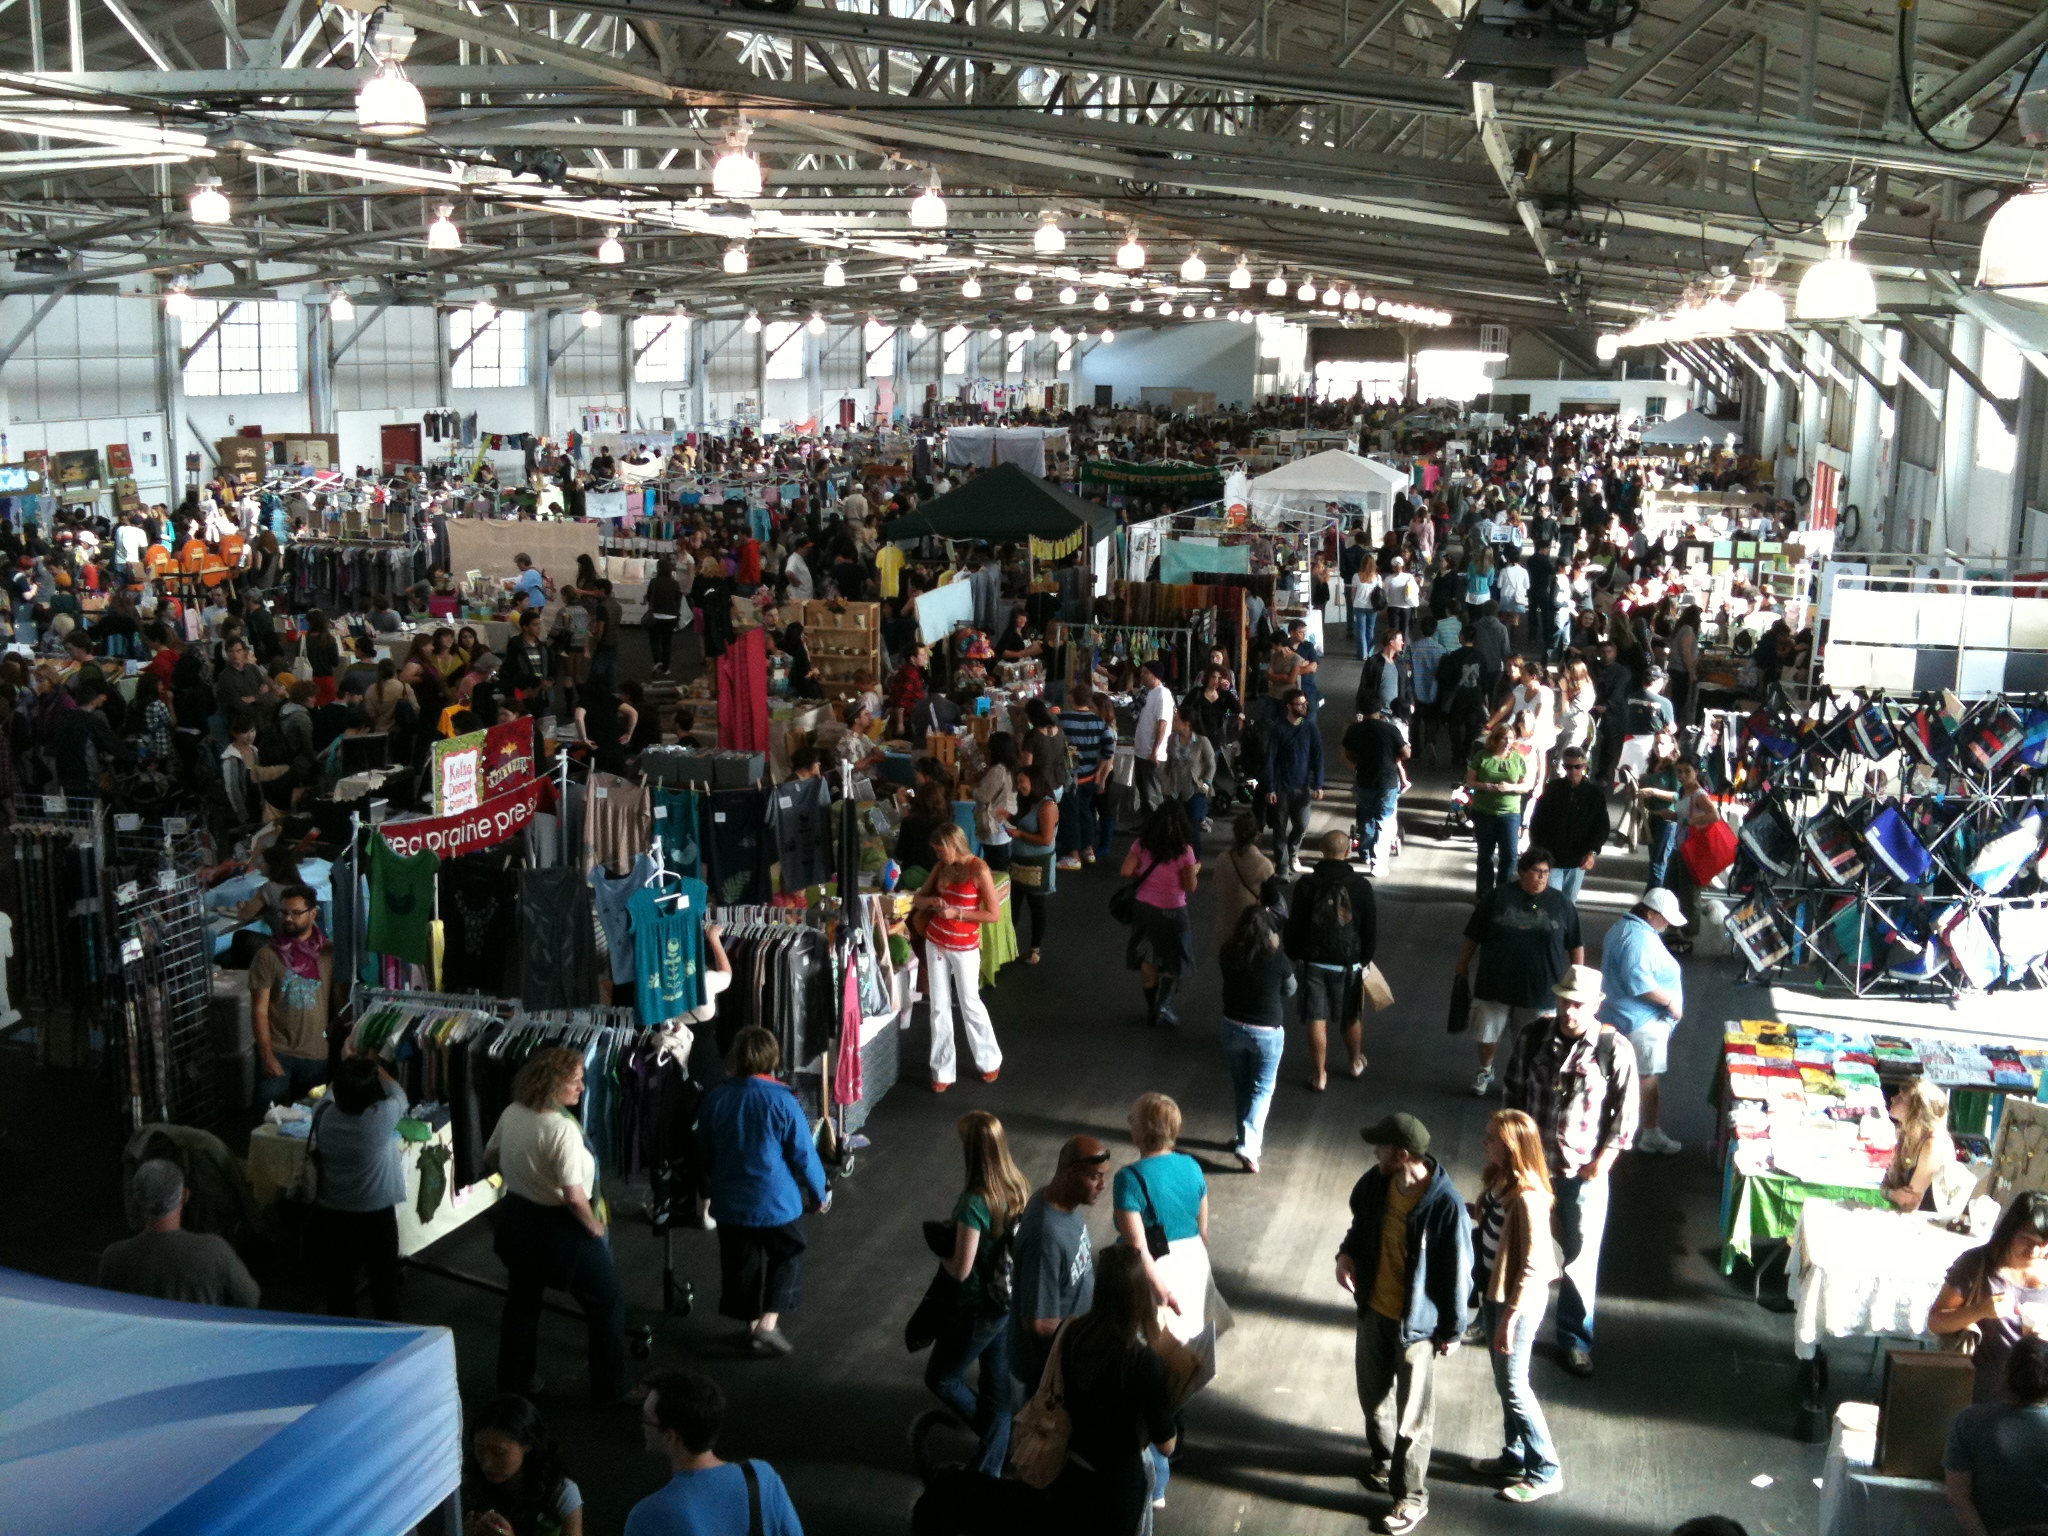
[1503,964,1639,1378]
[1335,1112,1473,1534]
[1601,888,1687,1156]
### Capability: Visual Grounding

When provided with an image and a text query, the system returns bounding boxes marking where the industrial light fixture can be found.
[1266,270,1287,298]
[1595,334,1622,361]
[1092,292,1109,312]
[1050,326,1069,346]
[187,176,230,225]
[807,311,827,335]
[1099,327,1115,344]
[823,260,846,288]
[743,310,763,334]
[1321,285,1341,307]
[1226,308,1240,322]
[723,243,749,274]
[328,288,355,322]
[1129,298,1145,314]
[355,11,426,136]
[1795,185,1877,321]
[1116,232,1146,270]
[900,272,919,292]
[1059,285,1078,305]
[1033,213,1066,256]
[1342,289,1362,311]
[1157,299,1173,316]
[1179,250,1206,283]
[1181,302,1196,318]
[911,319,928,339]
[1014,282,1033,302]
[469,291,495,323]
[596,229,626,265]
[1297,278,1316,302]
[1230,258,1252,290]
[908,169,948,229]
[1018,324,1036,340]
[580,306,602,329]
[1980,185,2048,302]
[987,323,1003,339]
[1202,304,1216,319]
[163,280,195,321]
[711,119,762,199]
[426,203,461,250]
[962,274,983,300]
[1238,309,1256,325]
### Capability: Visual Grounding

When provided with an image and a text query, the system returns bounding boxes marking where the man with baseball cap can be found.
[1502,963,1639,1377]
[1335,1112,1473,1534]
[1600,888,1687,1155]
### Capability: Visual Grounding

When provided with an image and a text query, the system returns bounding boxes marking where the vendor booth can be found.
[883,461,1114,547]
[1248,449,1408,538]
[940,426,1070,479]
[1639,408,1743,452]
[0,1267,461,1536]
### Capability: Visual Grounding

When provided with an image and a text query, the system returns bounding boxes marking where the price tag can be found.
[121,937,143,964]
[114,813,142,832]
[164,817,189,835]
[115,881,139,907]
[652,805,667,819]
[594,787,608,799]
[714,812,727,823]
[158,869,179,891]
[42,795,65,816]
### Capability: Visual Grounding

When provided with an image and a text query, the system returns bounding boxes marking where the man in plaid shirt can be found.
[1502,963,1638,1379]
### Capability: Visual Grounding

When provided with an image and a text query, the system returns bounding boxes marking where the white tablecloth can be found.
[248,1120,501,1258]
[1790,1201,1976,1361]
[1819,1403,1961,1536]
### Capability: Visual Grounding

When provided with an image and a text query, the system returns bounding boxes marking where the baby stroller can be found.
[1440,781,1473,839]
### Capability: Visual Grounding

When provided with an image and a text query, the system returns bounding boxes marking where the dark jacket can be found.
[1262,715,1324,792]
[1338,1159,1474,1348]
[1282,859,1377,968]
[1528,776,1611,866]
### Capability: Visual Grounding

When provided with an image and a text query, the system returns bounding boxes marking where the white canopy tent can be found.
[1248,450,1409,535]
[1639,409,1743,449]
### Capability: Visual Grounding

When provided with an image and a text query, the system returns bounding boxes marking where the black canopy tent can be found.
[881,462,1116,544]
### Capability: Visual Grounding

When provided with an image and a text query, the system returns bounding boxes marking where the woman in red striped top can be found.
[911,823,1005,1091]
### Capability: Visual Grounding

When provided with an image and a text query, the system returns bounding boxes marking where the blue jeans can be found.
[1357,783,1401,865]
[1551,865,1587,906]
[1354,609,1377,657]
[256,1051,330,1115]
[1094,786,1118,857]
[1553,1172,1611,1353]
[1485,1299,1560,1483]
[1221,1020,1285,1159]
[1472,810,1521,900]
[925,1304,1014,1478]
[1186,791,1209,829]
[1148,1444,1171,1507]
[1646,818,1680,888]
[1060,780,1097,856]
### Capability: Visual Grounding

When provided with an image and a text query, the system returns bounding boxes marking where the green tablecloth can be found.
[981,875,1017,984]
[1720,1168,1890,1273]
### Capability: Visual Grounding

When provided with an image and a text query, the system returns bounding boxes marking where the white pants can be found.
[927,942,1001,1084]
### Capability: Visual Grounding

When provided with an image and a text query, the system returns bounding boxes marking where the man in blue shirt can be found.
[1598,888,1685,1156]
[1286,619,1322,713]
[510,552,547,610]
[629,1370,805,1536]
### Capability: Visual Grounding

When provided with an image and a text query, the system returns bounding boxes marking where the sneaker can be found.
[1057,856,1083,871]
[1376,1496,1429,1534]
[1498,1477,1563,1504]
[1356,1465,1393,1495]
[750,1327,794,1357]
[1638,1127,1683,1155]
[978,1069,1000,1083]
[930,1080,951,1094]
[1235,1149,1260,1174]
[1472,1453,1524,1479]
[1470,1066,1495,1097]
[1081,850,1097,865]
[1563,1347,1593,1377]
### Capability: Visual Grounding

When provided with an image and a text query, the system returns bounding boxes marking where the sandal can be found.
[1308,1073,1328,1093]
[1348,1056,1367,1079]
[1025,949,1041,965]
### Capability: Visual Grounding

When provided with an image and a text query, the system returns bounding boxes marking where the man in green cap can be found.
[1335,1112,1474,1535]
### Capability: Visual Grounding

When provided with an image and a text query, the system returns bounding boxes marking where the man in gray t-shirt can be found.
[1945,1336,2048,1536]
[1009,1135,1109,1394]
[98,1159,260,1309]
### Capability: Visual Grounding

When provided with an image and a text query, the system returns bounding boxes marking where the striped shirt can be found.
[1058,706,1115,771]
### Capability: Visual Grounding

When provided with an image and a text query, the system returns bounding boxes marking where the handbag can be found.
[1010,1321,1075,1489]
[1680,818,1738,885]
[1361,962,1395,1012]
[903,1267,960,1354]
[1447,972,1471,1035]
[1011,855,1047,890]
[1108,852,1162,927]
[1131,1161,1171,1259]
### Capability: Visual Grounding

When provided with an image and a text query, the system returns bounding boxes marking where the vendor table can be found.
[1720,1157,1891,1273]
[1819,1402,1961,1536]
[1791,1202,1977,1362]
[248,1119,502,1257]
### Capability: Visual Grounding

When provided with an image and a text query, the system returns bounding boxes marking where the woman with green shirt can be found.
[925,1110,1031,1479]
[1467,722,1532,901]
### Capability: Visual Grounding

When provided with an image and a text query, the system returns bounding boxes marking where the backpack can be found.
[1370,582,1388,612]
[1307,876,1362,965]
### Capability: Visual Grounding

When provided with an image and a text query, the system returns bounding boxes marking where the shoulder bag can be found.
[1109,852,1163,926]
[1010,1321,1075,1488]
[1130,1161,1172,1259]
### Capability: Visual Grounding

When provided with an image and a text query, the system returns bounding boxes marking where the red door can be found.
[380,423,423,474]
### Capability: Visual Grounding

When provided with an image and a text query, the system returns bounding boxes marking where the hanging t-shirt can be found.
[367,836,438,964]
[767,775,833,892]
[653,787,702,879]
[627,876,709,1024]
[876,544,906,599]
[591,853,656,986]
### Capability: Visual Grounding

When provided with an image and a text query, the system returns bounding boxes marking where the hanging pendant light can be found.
[1014,283,1033,302]
[823,260,846,288]
[1181,303,1196,318]
[1179,250,1206,283]
[356,60,427,136]
[1794,186,1877,321]
[900,272,919,293]
[596,229,626,265]
[742,310,763,334]
[187,176,230,225]
[1321,285,1341,307]
[1100,327,1115,344]
[1050,326,1069,346]
[1033,213,1066,255]
[988,323,1003,339]
[1059,285,1078,305]
[1230,258,1252,290]
[1266,271,1287,298]
[1116,232,1146,270]
[961,274,982,300]
[1980,185,2048,302]
[1732,281,1788,332]
[1202,305,1216,319]
[1342,289,1362,311]
[1129,298,1145,314]
[1156,299,1173,316]
[723,243,749,274]
[1595,334,1622,361]
[426,203,460,250]
[163,280,195,321]
[581,306,603,329]
[711,119,762,199]
[1296,278,1316,302]
[469,291,495,323]
[908,169,948,229]
[911,319,928,340]
[1092,292,1110,312]
[328,288,355,322]
[807,311,827,335]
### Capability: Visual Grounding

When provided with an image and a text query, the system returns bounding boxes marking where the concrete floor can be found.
[0,636,1851,1536]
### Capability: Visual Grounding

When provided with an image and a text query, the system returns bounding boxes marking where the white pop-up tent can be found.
[1639,409,1742,449]
[1249,450,1409,529]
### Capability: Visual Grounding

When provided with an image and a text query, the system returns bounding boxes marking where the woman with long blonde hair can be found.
[1554,656,1596,758]
[1473,1108,1562,1502]
[1884,1079,1956,1212]
[925,1111,1032,1477]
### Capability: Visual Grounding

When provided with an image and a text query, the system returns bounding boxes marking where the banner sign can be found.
[1080,460,1222,490]
[432,717,534,814]
[380,781,540,859]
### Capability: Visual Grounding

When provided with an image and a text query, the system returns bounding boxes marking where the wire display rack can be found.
[110,810,207,876]
[6,796,111,1069]
[105,865,219,1133]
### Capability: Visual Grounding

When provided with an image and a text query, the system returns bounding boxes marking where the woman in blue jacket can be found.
[697,1025,831,1357]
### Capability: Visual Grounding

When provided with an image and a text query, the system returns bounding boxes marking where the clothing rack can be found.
[106,865,217,1134]
[5,797,110,1066]
[1063,621,1194,689]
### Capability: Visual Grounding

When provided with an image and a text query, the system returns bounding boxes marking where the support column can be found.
[1846,326,1884,552]
[530,309,552,442]
[1939,317,1981,556]
[154,292,190,483]
[617,313,634,426]
[305,300,335,434]
[433,307,453,410]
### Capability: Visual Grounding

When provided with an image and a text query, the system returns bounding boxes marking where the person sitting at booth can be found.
[1883,1079,1959,1214]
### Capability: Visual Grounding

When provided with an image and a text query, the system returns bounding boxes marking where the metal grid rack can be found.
[106,866,218,1133]
[111,810,207,876]
[6,797,110,1068]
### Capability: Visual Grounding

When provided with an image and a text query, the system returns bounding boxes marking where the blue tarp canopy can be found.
[0,1267,461,1536]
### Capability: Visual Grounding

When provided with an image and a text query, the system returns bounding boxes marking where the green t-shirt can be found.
[953,1191,993,1304]
[1469,752,1529,817]
[1643,765,1682,821]
[367,837,439,964]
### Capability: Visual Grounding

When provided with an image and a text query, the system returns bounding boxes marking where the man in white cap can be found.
[1501,963,1638,1377]
[1381,556,1420,638]
[1600,889,1686,1155]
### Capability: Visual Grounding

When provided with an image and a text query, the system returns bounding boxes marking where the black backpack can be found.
[1307,876,1362,965]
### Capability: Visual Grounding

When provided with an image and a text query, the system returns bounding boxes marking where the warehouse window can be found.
[449,307,527,389]
[943,325,971,374]
[764,322,805,381]
[864,321,895,378]
[181,300,299,397]
[632,316,690,384]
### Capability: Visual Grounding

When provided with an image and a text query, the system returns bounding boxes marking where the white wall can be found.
[1074,321,1256,407]
[0,293,160,424]
[1484,377,1677,422]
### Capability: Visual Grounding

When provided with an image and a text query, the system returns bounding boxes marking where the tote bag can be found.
[1679,818,1737,885]
[1010,1322,1074,1488]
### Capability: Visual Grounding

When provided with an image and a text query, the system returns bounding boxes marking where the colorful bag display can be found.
[1864,805,1936,885]
[1849,703,1896,761]
[1735,803,1797,878]
[1968,816,2041,896]
[1965,707,2025,773]
[1939,905,2000,990]
[1802,812,1866,886]
[1727,897,1791,974]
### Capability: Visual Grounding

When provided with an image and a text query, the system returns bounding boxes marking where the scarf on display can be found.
[275,926,328,982]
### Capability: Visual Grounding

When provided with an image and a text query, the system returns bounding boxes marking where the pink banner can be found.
[378,781,541,860]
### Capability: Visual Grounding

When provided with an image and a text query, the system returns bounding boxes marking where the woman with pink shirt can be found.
[1121,800,1202,1028]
